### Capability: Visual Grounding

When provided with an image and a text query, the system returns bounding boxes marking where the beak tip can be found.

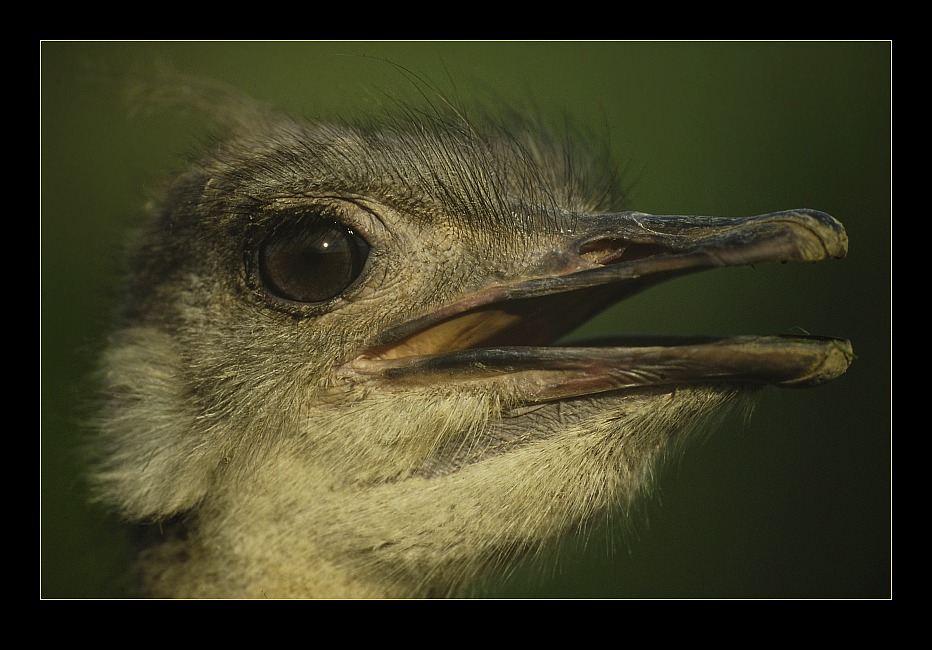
[785,209,849,261]
[780,337,855,388]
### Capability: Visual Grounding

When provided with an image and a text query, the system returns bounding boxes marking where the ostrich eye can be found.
[259,213,370,303]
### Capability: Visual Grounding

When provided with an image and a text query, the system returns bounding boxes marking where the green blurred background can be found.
[40,41,890,598]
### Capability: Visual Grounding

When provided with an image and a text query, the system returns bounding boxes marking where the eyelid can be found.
[264,196,389,247]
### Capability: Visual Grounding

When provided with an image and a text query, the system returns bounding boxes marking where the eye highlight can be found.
[258,210,370,303]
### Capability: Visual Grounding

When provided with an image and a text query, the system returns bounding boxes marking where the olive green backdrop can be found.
[40,41,891,599]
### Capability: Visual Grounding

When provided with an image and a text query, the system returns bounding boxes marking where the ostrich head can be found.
[90,77,852,598]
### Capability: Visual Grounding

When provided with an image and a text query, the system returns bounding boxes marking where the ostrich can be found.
[90,77,852,598]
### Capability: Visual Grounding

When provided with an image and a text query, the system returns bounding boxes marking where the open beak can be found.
[344,209,853,401]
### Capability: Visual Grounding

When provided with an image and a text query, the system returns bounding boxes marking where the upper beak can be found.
[343,209,853,400]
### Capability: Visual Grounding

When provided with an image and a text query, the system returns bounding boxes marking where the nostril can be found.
[579,239,670,265]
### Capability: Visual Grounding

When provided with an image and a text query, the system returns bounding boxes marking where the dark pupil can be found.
[259,215,369,303]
